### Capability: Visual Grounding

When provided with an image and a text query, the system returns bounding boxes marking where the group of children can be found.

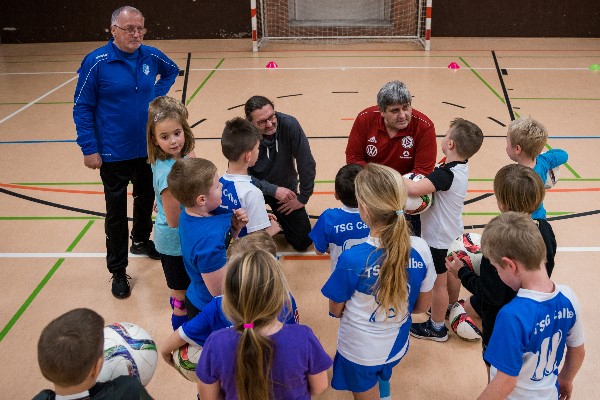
[34,96,585,400]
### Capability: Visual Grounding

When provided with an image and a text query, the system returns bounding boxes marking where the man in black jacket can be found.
[245,96,316,251]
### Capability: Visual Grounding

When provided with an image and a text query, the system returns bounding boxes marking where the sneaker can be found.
[130,239,161,260]
[410,319,449,342]
[111,272,131,299]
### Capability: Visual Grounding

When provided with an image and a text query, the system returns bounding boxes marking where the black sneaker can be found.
[410,319,449,342]
[130,239,161,260]
[111,272,131,299]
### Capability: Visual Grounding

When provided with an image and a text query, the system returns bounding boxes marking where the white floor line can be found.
[0,247,598,258]
[0,75,78,125]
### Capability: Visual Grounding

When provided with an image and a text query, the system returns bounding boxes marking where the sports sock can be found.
[378,377,391,398]
[171,313,188,330]
[430,318,445,331]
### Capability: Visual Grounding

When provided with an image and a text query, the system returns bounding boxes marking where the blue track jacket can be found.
[73,39,179,162]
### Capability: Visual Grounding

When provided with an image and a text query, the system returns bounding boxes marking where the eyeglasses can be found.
[255,112,277,128]
[112,25,147,35]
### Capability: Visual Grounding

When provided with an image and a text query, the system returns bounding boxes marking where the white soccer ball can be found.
[402,173,434,215]
[449,301,481,341]
[172,342,203,383]
[447,232,483,275]
[98,322,158,386]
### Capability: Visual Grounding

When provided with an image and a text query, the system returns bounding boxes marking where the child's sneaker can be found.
[410,319,449,342]
[130,239,161,260]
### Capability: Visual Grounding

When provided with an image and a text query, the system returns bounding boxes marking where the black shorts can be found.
[160,254,191,291]
[430,247,449,274]
[185,296,202,319]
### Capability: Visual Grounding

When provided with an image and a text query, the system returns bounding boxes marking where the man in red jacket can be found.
[345,81,437,235]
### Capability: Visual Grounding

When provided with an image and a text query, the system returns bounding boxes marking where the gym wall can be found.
[2,0,599,44]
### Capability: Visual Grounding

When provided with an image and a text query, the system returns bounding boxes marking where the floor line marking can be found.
[0,76,77,125]
[0,247,598,259]
[0,220,94,342]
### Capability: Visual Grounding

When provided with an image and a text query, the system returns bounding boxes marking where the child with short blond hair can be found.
[167,158,248,318]
[477,212,584,400]
[506,117,568,219]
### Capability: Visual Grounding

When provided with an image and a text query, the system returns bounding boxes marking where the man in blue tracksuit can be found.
[73,6,179,298]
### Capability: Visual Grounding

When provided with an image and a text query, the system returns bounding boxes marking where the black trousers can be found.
[100,157,154,273]
[264,195,312,252]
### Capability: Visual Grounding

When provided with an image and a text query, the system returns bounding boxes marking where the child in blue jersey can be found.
[147,96,196,330]
[309,163,369,271]
[477,212,584,400]
[197,249,332,400]
[159,232,299,396]
[219,117,281,237]
[322,163,435,399]
[406,118,484,342]
[167,158,248,319]
[505,117,568,219]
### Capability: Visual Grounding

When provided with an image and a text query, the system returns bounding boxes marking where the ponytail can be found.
[222,250,291,400]
[355,164,411,318]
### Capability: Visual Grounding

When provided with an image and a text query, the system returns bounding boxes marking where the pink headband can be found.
[243,323,254,329]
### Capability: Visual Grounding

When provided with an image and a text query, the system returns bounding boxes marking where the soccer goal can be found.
[250,0,432,51]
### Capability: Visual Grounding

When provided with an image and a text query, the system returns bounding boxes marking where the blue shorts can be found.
[331,352,400,393]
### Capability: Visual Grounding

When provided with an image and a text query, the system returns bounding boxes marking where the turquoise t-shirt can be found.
[152,158,182,256]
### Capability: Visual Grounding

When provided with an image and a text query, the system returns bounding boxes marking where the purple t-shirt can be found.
[197,324,332,399]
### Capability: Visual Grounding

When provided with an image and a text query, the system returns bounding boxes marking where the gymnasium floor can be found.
[0,37,599,399]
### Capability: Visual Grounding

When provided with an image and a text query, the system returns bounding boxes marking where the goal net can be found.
[252,0,431,51]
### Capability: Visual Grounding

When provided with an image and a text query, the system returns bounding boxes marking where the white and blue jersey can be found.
[179,294,300,347]
[321,236,435,366]
[532,149,568,219]
[219,174,271,237]
[178,211,232,311]
[485,285,584,399]
[309,205,370,271]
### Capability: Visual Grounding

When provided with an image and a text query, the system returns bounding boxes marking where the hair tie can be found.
[153,112,162,123]
[396,209,404,216]
[243,323,254,329]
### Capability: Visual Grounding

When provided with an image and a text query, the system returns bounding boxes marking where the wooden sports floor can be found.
[0,37,599,399]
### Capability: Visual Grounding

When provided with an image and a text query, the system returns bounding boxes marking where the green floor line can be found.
[459,57,505,104]
[545,143,580,178]
[0,216,103,220]
[186,58,225,106]
[0,220,94,342]
[512,97,600,101]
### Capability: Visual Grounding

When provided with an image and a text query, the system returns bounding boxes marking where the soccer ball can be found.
[172,342,203,383]
[449,301,481,341]
[447,232,482,275]
[402,173,434,215]
[545,166,560,189]
[97,322,158,387]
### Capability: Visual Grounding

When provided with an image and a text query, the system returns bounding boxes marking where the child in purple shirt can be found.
[196,250,332,400]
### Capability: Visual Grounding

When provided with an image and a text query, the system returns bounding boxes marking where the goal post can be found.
[251,0,432,51]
